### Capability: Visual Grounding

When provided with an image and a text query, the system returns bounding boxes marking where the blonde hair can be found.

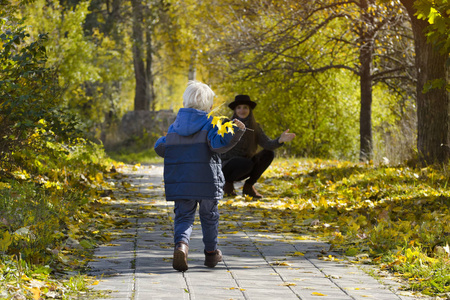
[182,80,215,112]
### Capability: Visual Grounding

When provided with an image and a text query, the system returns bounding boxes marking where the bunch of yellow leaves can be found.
[207,111,237,137]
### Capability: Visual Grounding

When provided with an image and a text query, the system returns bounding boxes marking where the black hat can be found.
[228,95,257,110]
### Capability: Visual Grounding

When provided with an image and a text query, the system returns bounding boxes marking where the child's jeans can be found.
[173,199,219,252]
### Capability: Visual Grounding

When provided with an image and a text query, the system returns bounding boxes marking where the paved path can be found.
[89,164,424,300]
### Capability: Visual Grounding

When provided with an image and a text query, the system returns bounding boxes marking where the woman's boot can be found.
[243,182,263,198]
[223,182,236,196]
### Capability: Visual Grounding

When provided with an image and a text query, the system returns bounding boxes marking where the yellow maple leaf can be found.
[31,287,40,300]
[211,116,225,128]
[279,282,297,286]
[244,194,253,201]
[312,292,327,296]
[208,112,236,137]
[0,231,12,252]
[271,261,292,266]
[223,121,236,134]
[217,123,228,137]
[95,173,103,183]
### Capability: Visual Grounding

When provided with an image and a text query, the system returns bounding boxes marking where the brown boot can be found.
[223,182,236,196]
[243,183,263,199]
[173,242,189,272]
[204,249,223,268]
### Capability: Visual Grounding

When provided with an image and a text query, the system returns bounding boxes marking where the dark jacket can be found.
[221,120,282,165]
[154,108,244,201]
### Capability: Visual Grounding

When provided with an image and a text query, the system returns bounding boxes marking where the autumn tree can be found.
[84,0,184,112]
[17,0,116,127]
[0,0,83,172]
[399,0,450,164]
[200,0,414,161]
[356,0,414,161]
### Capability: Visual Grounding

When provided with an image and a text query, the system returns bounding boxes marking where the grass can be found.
[0,138,115,299]
[107,148,163,165]
[0,137,161,299]
[0,255,100,299]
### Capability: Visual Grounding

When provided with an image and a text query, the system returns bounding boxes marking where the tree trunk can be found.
[359,0,374,162]
[131,0,149,111]
[188,49,197,81]
[359,43,373,161]
[401,0,449,164]
[104,0,122,39]
[146,28,155,111]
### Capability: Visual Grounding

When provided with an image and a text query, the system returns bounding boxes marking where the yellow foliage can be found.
[0,231,13,252]
[0,182,11,189]
[208,111,237,137]
[31,287,40,300]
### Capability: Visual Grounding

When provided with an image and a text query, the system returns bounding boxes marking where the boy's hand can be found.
[233,119,245,130]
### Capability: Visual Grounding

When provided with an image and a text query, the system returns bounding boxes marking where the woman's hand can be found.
[233,119,246,131]
[279,129,296,143]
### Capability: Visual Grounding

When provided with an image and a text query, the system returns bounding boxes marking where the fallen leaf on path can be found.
[271,261,292,266]
[312,292,327,296]
[225,287,245,291]
[279,282,297,286]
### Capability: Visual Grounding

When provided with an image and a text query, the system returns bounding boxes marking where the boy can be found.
[154,81,245,271]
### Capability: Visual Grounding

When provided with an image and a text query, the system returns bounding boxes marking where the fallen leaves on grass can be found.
[219,158,450,297]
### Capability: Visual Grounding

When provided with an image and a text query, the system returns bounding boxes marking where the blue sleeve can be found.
[154,136,166,157]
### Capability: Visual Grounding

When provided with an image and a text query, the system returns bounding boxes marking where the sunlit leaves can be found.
[0,253,99,299]
[0,126,114,298]
[16,0,135,128]
[0,182,11,189]
[0,231,12,252]
[415,0,450,92]
[415,0,450,55]
[208,112,237,137]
